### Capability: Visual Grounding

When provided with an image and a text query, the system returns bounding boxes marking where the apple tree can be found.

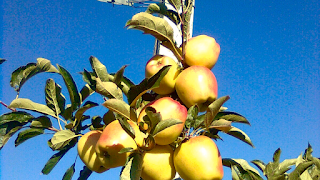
[1,1,319,180]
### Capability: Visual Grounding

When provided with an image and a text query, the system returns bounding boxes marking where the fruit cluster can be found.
[77,35,223,180]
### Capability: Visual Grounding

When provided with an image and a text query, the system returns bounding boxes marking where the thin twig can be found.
[57,117,64,130]
[48,126,59,132]
[0,100,17,112]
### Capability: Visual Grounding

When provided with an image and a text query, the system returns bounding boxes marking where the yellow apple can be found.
[137,97,187,145]
[184,35,220,69]
[141,145,176,180]
[145,55,180,95]
[175,65,218,112]
[174,136,223,180]
[77,130,109,173]
[95,120,143,169]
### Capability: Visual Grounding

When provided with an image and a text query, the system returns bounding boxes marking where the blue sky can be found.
[1,0,319,179]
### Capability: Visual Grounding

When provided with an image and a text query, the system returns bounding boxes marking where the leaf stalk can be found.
[0,100,16,112]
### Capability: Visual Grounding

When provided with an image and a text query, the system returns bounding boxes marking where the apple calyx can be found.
[103,151,111,158]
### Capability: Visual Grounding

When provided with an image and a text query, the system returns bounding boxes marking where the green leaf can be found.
[42,150,67,175]
[193,113,206,129]
[62,163,75,180]
[119,147,135,154]
[15,128,44,147]
[73,101,99,129]
[42,139,77,175]
[278,158,297,175]
[288,161,314,180]
[295,153,316,180]
[205,96,230,129]
[108,73,135,95]
[10,59,58,92]
[103,110,116,126]
[82,69,97,89]
[9,98,56,117]
[146,3,168,15]
[251,160,266,173]
[10,63,38,91]
[95,79,123,100]
[264,154,292,180]
[61,104,73,121]
[309,164,320,180]
[0,58,6,64]
[185,105,199,129]
[102,99,131,120]
[126,12,182,61]
[223,158,263,180]
[226,126,254,147]
[152,118,182,136]
[168,0,181,10]
[209,119,232,133]
[30,116,52,128]
[120,153,143,180]
[36,58,59,73]
[303,143,314,161]
[118,119,136,139]
[215,111,250,125]
[45,78,66,116]
[79,84,94,103]
[0,122,23,150]
[50,130,79,150]
[145,3,180,25]
[77,166,92,180]
[128,65,171,107]
[89,56,109,82]
[230,165,241,180]
[224,158,261,176]
[144,107,162,131]
[312,157,320,171]
[113,65,127,86]
[273,148,281,164]
[0,111,34,126]
[265,162,282,180]
[57,65,81,111]
[130,108,138,123]
[91,116,104,129]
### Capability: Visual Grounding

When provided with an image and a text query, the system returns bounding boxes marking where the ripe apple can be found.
[184,35,220,69]
[77,130,109,173]
[137,97,187,145]
[175,65,218,112]
[145,55,180,95]
[174,136,223,180]
[95,120,143,169]
[141,145,176,180]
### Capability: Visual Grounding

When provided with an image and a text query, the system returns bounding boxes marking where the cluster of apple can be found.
[77,35,224,180]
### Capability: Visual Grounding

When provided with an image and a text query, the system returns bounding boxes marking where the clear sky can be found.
[1,0,319,179]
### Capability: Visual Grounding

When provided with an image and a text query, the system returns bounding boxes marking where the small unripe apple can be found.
[174,136,223,180]
[175,65,218,112]
[95,120,143,169]
[137,97,187,145]
[77,130,109,173]
[184,35,220,69]
[145,55,180,95]
[141,145,176,180]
